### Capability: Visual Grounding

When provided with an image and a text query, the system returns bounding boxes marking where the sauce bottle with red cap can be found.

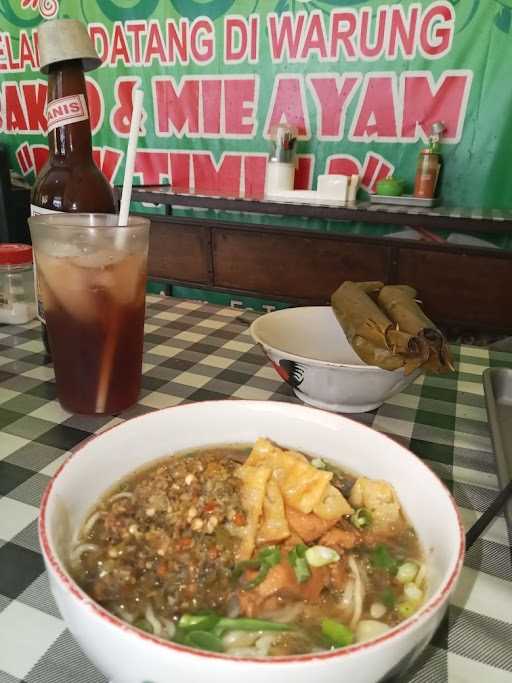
[0,244,37,325]
[413,121,445,200]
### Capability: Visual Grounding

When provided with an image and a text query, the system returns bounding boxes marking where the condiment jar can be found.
[0,244,37,325]
[414,149,441,199]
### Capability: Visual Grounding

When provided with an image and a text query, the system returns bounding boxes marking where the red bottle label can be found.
[46,94,89,133]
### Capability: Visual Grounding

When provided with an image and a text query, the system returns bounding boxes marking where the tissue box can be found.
[317,174,349,201]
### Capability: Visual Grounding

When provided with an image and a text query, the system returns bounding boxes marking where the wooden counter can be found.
[131,186,512,334]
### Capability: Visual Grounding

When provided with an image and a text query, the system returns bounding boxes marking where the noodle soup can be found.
[70,439,426,657]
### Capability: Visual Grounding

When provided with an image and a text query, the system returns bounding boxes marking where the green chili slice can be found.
[184,630,224,652]
[288,543,311,583]
[239,563,271,590]
[178,613,221,632]
[233,546,281,590]
[321,618,354,647]
[231,559,261,581]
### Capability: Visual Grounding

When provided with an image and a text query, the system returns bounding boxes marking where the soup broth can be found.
[70,440,426,657]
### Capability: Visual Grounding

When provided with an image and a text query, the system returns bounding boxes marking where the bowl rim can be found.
[39,400,465,666]
[250,307,401,372]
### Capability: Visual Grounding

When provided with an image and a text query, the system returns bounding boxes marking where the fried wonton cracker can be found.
[256,479,290,545]
[313,484,353,520]
[237,465,271,560]
[276,451,332,514]
[349,477,402,533]
[246,437,307,470]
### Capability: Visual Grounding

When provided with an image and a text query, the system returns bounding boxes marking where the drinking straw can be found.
[95,88,144,413]
[118,88,144,227]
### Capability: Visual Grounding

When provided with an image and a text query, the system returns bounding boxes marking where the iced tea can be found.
[29,214,150,415]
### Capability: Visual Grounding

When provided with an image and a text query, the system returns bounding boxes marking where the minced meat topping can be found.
[71,449,246,623]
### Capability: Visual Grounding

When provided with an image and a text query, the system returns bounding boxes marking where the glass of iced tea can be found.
[28,213,150,415]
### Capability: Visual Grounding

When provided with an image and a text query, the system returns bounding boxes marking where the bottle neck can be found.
[47,59,93,162]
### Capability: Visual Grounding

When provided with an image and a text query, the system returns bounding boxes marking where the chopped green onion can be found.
[258,545,281,567]
[232,559,261,580]
[305,545,340,567]
[294,558,311,583]
[370,602,387,620]
[184,630,224,652]
[215,617,292,635]
[355,619,391,643]
[370,544,399,574]
[288,544,308,561]
[321,618,354,647]
[233,547,282,590]
[396,561,418,584]
[404,583,423,603]
[178,613,220,631]
[240,564,271,590]
[133,618,153,633]
[380,588,396,609]
[311,458,327,469]
[397,600,419,619]
[350,507,373,529]
[288,544,311,583]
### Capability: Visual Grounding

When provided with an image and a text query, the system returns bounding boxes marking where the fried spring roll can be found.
[331,281,389,348]
[331,281,405,370]
[378,285,454,372]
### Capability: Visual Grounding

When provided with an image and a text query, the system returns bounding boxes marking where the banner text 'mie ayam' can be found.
[0,2,473,194]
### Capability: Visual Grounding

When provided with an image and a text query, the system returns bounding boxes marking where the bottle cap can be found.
[0,244,33,266]
[37,19,101,74]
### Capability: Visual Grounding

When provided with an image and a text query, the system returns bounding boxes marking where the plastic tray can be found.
[482,368,512,541]
[369,193,439,208]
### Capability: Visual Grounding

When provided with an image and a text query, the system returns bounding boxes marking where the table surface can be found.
[0,295,511,683]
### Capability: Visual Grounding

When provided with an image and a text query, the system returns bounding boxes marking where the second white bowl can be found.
[250,307,420,413]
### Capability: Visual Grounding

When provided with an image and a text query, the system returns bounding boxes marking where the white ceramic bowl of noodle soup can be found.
[250,307,421,413]
[39,400,464,683]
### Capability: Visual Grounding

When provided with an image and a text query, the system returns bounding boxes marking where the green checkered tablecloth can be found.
[0,295,511,683]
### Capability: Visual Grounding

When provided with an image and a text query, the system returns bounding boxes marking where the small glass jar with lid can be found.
[0,244,37,325]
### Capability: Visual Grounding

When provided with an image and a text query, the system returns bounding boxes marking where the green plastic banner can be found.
[1,1,511,234]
